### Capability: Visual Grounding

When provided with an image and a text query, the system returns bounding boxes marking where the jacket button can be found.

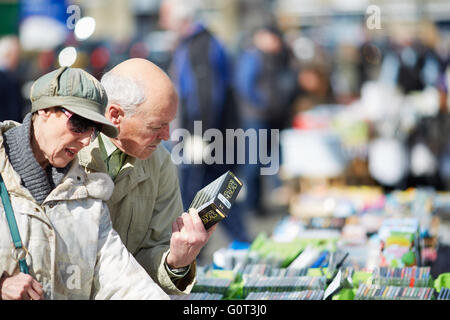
[48,203,55,208]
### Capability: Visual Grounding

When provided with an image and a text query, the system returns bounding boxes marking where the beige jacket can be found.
[78,137,196,295]
[0,121,169,300]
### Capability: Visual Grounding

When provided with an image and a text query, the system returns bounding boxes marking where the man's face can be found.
[117,100,177,160]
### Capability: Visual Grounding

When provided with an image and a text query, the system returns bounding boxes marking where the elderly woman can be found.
[0,67,169,300]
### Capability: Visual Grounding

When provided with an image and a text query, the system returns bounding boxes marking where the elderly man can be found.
[0,66,168,299]
[78,58,216,295]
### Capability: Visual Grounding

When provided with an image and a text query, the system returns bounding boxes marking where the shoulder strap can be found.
[0,174,29,274]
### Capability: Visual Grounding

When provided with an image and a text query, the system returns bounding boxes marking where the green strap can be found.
[0,174,29,274]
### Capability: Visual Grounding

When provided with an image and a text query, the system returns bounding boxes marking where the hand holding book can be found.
[167,208,217,269]
[166,171,242,270]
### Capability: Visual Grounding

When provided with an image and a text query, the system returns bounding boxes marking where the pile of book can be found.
[186,187,450,300]
[355,284,434,300]
[436,288,450,300]
[241,264,309,277]
[355,266,435,300]
[371,266,433,287]
[170,293,224,300]
[242,275,326,298]
[245,290,325,300]
[191,277,232,295]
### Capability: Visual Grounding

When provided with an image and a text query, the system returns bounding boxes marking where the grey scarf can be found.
[3,113,70,204]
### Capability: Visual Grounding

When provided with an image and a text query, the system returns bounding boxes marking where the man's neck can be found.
[109,137,127,154]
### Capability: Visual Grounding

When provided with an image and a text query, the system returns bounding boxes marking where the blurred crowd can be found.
[2,0,450,243]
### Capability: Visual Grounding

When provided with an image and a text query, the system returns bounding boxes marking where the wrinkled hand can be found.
[166,208,217,269]
[0,272,44,300]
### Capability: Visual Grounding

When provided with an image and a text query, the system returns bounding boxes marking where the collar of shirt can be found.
[98,133,118,160]
[98,133,128,180]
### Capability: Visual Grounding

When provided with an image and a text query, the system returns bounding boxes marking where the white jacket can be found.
[0,121,169,299]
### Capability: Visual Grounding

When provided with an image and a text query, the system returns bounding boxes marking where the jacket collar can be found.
[78,134,108,173]
[78,134,141,183]
[43,160,114,203]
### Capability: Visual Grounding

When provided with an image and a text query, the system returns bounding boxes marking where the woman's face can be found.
[33,108,94,168]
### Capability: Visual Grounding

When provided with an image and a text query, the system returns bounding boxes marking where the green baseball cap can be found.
[30,66,118,138]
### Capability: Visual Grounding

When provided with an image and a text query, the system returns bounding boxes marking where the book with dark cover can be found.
[189,171,243,229]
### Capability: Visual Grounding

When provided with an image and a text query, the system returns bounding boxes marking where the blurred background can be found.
[2,0,450,283]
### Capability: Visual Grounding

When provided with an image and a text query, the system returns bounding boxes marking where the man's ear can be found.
[106,105,125,126]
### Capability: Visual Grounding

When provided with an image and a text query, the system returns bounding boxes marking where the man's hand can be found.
[166,208,217,269]
[0,273,44,300]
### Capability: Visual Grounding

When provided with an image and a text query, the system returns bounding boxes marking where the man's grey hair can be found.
[101,71,146,117]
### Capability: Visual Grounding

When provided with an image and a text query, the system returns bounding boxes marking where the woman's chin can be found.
[49,155,74,168]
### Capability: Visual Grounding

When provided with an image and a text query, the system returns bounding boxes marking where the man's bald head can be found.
[100,58,178,159]
[109,58,171,88]
[102,58,178,117]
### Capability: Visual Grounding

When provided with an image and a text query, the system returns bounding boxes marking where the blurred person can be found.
[78,58,218,295]
[0,35,25,122]
[234,24,297,215]
[378,27,447,189]
[406,67,450,190]
[379,36,444,94]
[0,66,168,299]
[159,0,251,243]
[330,43,362,104]
[291,63,334,114]
[356,40,384,89]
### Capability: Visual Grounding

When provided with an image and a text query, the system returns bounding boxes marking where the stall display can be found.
[186,187,450,300]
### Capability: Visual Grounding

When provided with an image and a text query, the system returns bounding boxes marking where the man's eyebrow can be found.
[146,121,169,127]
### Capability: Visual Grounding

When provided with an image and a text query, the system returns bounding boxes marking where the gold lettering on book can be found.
[223,179,238,200]
[200,209,218,224]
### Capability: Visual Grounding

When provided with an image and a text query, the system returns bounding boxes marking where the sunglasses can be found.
[60,108,101,140]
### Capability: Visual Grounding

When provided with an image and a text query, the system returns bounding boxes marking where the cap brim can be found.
[62,104,118,138]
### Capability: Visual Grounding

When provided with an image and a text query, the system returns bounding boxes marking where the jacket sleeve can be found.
[133,155,196,295]
[91,202,169,300]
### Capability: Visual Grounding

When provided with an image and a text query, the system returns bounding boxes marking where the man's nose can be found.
[159,125,170,141]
